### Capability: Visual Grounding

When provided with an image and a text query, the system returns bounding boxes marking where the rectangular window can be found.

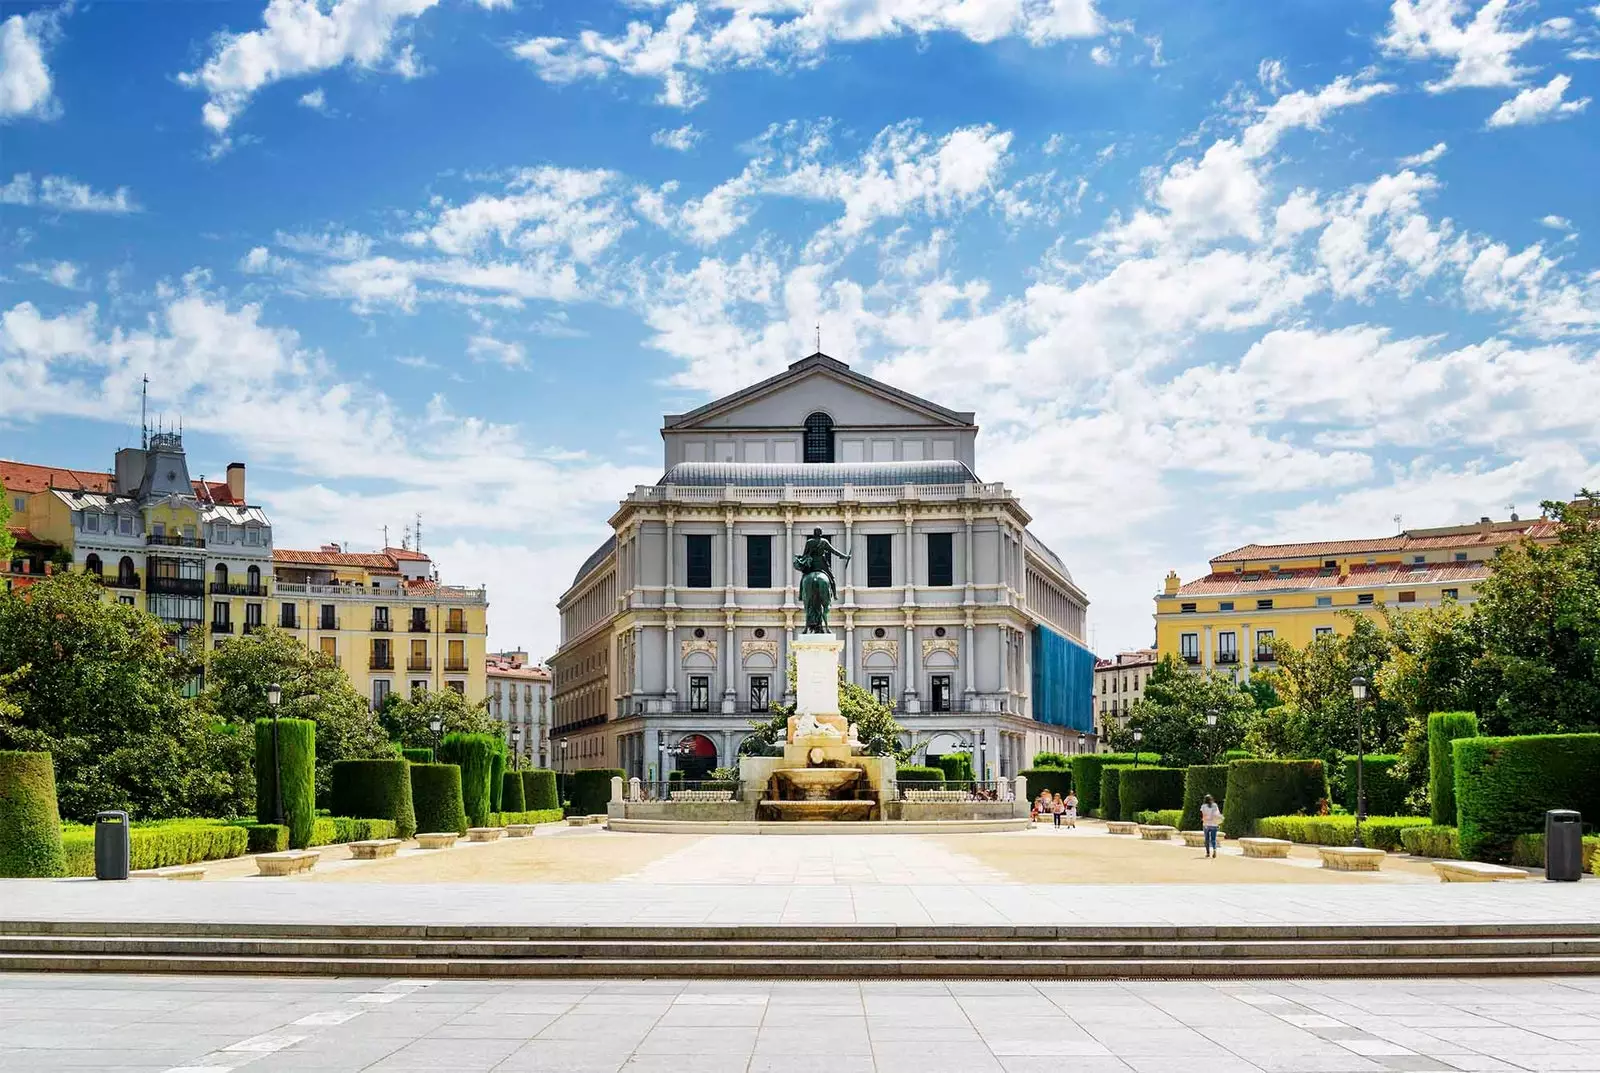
[1217,631,1237,662]
[371,639,392,669]
[1256,598,1274,610]
[1316,595,1332,607]
[1180,633,1199,661]
[1442,588,1459,601]
[749,675,769,713]
[244,527,260,546]
[119,595,135,607]
[320,603,337,630]
[685,534,713,588]
[1398,590,1416,603]
[119,515,132,535]
[1219,601,1234,611]
[447,681,464,696]
[152,522,165,537]
[746,535,772,589]
[927,533,953,587]
[1255,629,1275,658]
[320,637,336,663]
[1324,560,1337,569]
[1100,678,1106,694]
[1315,626,1334,637]
[372,679,390,709]
[411,680,428,694]
[931,674,952,712]
[410,607,428,632]
[281,604,298,628]
[867,534,892,588]
[212,601,229,626]
[1454,552,1468,562]
[870,675,891,706]
[689,675,710,713]
[1413,555,1426,564]
[447,609,464,632]
[1357,593,1375,605]
[373,606,390,630]
[83,512,98,533]
[447,640,465,671]
[245,603,262,627]
[1180,602,1197,613]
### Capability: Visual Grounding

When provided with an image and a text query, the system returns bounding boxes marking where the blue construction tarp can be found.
[1031,625,1095,732]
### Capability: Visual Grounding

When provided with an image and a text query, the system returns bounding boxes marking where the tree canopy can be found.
[1106,656,1254,766]
[0,479,14,565]
[378,683,498,748]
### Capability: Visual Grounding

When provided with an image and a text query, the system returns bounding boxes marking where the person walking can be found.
[1064,790,1078,829]
[1200,794,1224,858]
[1051,793,1065,828]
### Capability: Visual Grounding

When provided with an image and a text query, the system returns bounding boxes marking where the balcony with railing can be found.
[243,622,262,635]
[1254,649,1277,663]
[147,534,205,548]
[318,616,340,631]
[369,654,395,670]
[273,581,487,604]
[1215,652,1238,665]
[1181,653,1201,665]
[100,575,141,590]
[210,621,233,634]
[371,618,393,632]
[444,660,469,673]
[210,583,267,596]
[445,620,468,633]
[409,618,430,633]
[148,577,204,597]
[407,657,432,672]
[625,480,1014,508]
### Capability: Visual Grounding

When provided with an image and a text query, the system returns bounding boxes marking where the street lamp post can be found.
[1350,675,1369,849]
[510,724,523,771]
[266,683,283,826]
[1206,711,1219,764]
[1132,730,1143,769]
[429,717,442,753]
[559,737,569,778]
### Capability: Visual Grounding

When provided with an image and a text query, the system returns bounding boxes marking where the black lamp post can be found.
[1132,729,1143,769]
[266,682,284,826]
[430,717,442,752]
[1205,710,1219,764]
[559,737,569,778]
[510,724,523,770]
[1350,675,1369,849]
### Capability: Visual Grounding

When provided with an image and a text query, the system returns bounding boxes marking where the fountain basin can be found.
[775,767,862,801]
[762,799,876,822]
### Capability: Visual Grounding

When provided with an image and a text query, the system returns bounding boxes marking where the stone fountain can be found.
[758,633,876,821]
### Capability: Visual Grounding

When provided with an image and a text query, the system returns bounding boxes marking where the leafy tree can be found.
[1241,675,1280,712]
[0,573,220,821]
[379,684,498,748]
[0,478,14,565]
[740,660,911,760]
[1105,656,1253,766]
[204,626,390,803]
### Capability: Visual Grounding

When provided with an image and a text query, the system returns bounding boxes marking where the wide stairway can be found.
[3,921,1599,978]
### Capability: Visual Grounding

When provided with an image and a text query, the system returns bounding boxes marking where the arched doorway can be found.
[673,733,719,780]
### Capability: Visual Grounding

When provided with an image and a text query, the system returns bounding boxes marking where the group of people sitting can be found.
[1031,790,1078,827]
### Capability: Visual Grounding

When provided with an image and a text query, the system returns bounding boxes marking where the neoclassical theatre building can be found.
[550,353,1096,781]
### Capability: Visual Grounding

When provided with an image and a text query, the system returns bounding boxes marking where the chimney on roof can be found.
[321,543,341,553]
[1479,516,1492,534]
[226,462,245,503]
[1163,570,1180,596]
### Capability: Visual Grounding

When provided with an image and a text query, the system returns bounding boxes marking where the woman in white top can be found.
[1200,795,1223,858]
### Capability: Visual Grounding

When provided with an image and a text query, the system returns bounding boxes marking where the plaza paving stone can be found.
[1,973,1599,1071]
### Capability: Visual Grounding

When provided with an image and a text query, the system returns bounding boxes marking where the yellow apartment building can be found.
[1155,514,1558,678]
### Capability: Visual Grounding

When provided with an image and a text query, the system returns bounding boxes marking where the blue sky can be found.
[2,0,1598,660]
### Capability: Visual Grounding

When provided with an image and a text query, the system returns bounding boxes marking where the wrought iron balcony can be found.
[147,534,205,548]
[1215,653,1238,664]
[409,620,430,633]
[210,621,233,634]
[369,656,395,670]
[318,617,340,631]
[444,660,469,673]
[210,583,267,596]
[445,622,468,634]
[1181,654,1201,665]
[371,619,393,632]
[147,577,204,596]
[407,658,432,672]
[242,622,262,635]
[101,576,141,590]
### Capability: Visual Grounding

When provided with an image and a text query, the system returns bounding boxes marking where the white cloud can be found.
[179,0,440,141]
[466,333,525,367]
[0,10,58,120]
[1540,214,1574,230]
[651,124,703,151]
[1382,0,1536,92]
[0,173,139,213]
[1399,141,1448,165]
[298,87,327,110]
[1257,58,1289,93]
[1485,73,1591,127]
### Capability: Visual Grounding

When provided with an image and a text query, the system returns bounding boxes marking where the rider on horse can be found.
[794,528,850,633]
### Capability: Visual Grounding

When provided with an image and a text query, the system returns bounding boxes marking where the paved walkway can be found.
[617,834,1013,885]
[2,972,1598,1072]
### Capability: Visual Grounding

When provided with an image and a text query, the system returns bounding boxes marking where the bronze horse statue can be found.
[794,528,849,634]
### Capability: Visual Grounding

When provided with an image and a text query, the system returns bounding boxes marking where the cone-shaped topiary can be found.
[255,718,316,848]
[410,763,468,835]
[490,749,506,813]
[523,769,559,811]
[0,751,66,878]
[437,733,498,827]
[330,759,417,839]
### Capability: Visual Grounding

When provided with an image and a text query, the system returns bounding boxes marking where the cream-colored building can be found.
[1093,648,1157,740]
[487,650,551,767]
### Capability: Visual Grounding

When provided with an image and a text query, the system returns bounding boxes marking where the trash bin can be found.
[1545,809,1583,882]
[94,810,130,880]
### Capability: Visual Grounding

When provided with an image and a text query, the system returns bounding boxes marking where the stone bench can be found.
[348,838,403,860]
[1433,860,1530,883]
[1105,821,1139,836]
[466,827,506,842]
[415,832,459,849]
[670,790,735,802]
[1138,825,1177,841]
[585,814,608,825]
[255,850,319,876]
[566,816,586,827]
[132,866,206,881]
[1239,838,1292,859]
[1181,831,1208,848]
[506,824,538,838]
[1318,846,1387,872]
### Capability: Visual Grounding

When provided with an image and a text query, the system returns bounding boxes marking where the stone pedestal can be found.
[793,633,844,716]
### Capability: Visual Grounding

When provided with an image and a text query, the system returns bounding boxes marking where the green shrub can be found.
[1032,751,1070,769]
[1118,767,1185,821]
[1134,809,1182,828]
[1427,711,1479,825]
[1099,765,1131,823]
[1018,768,1071,800]
[1454,734,1600,863]
[1399,825,1461,859]
[1340,754,1407,816]
[933,752,975,788]
[523,769,559,811]
[438,733,498,828]
[240,823,289,854]
[255,718,316,849]
[501,770,526,812]
[1180,765,1229,831]
[60,821,249,877]
[1222,748,1253,762]
[410,763,468,835]
[490,750,507,813]
[1222,760,1328,838]
[1071,753,1157,815]
[401,747,434,764]
[329,759,417,839]
[1509,832,1600,873]
[896,765,945,786]
[570,768,625,815]
[0,751,66,878]
[1255,814,1431,852]
[496,809,564,826]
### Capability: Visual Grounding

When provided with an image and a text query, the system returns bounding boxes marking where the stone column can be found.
[663,511,677,608]
[903,614,920,713]
[631,624,644,696]
[722,615,736,713]
[664,613,677,699]
[844,613,856,686]
[723,508,737,603]
[997,625,1010,706]
[842,507,855,604]
[963,611,976,707]
[783,508,796,609]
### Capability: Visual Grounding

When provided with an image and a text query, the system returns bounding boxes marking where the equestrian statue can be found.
[794,527,850,634]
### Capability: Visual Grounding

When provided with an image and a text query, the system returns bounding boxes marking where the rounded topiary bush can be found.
[438,733,498,827]
[501,770,526,813]
[1099,764,1131,822]
[1118,767,1185,821]
[401,747,434,764]
[896,765,945,787]
[255,718,316,848]
[0,751,66,878]
[1222,759,1328,838]
[330,759,417,839]
[490,749,507,813]
[1454,734,1600,863]
[1341,754,1407,817]
[1180,765,1229,831]
[1428,711,1478,825]
[1018,768,1072,800]
[410,763,468,835]
[570,768,625,815]
[523,769,559,811]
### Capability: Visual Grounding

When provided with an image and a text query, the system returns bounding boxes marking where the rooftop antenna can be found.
[815,323,821,354]
[382,524,389,549]
[1393,513,1403,534]
[415,512,422,554]
[140,375,149,449]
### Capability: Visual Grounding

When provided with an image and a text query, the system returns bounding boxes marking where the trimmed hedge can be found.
[1222,759,1328,838]
[410,763,468,834]
[1340,754,1406,817]
[570,768,625,815]
[329,760,417,839]
[0,751,66,878]
[523,769,559,811]
[1071,753,1158,815]
[1032,752,1070,769]
[1134,809,1183,828]
[1509,832,1600,873]
[933,752,975,788]
[1099,765,1131,824]
[255,718,316,848]
[897,765,946,786]
[240,823,289,854]
[438,733,499,828]
[1427,711,1478,825]
[1018,768,1072,800]
[1399,824,1461,860]
[1255,814,1431,853]
[1222,749,1253,762]
[490,750,507,813]
[1454,734,1600,863]
[60,820,249,878]
[493,809,564,826]
[1119,767,1185,821]
[1180,765,1229,832]
[401,747,434,764]
[501,770,526,813]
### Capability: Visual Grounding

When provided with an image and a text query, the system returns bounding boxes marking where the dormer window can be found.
[83,511,99,533]
[802,411,834,463]
[245,526,260,546]
[119,515,133,535]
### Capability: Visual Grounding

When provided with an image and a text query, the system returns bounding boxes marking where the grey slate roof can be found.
[571,535,617,587]
[657,460,981,487]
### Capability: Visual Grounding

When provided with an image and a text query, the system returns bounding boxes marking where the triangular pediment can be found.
[665,353,976,432]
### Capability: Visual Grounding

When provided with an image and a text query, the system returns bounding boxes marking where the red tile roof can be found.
[385,546,431,562]
[273,548,399,569]
[1174,559,1495,596]
[1,459,112,494]
[1212,520,1558,564]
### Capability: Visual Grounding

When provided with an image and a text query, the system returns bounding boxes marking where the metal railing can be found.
[407,658,432,671]
[444,660,469,672]
[318,617,341,631]
[631,779,745,803]
[147,534,205,548]
[148,577,204,596]
[409,620,430,633]
[445,621,468,633]
[101,576,141,590]
[369,656,395,670]
[210,583,266,596]
[274,581,488,604]
[243,622,262,635]
[898,779,1013,802]
[210,621,233,634]
[371,619,393,632]
[626,481,1014,506]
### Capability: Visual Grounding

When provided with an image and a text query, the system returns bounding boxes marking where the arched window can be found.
[214,563,229,591]
[247,564,261,593]
[803,411,834,463]
[118,557,136,586]
[84,554,102,576]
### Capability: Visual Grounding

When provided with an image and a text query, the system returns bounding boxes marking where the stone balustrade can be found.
[670,790,736,802]
[903,789,974,803]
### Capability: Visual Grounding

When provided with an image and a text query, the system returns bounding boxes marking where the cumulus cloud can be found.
[1383,0,1536,92]
[0,173,139,213]
[651,124,703,151]
[0,9,59,120]
[1398,141,1448,165]
[1485,73,1591,127]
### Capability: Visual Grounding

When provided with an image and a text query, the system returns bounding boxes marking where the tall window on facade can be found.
[212,600,230,628]
[802,411,835,463]
[1180,632,1199,662]
[320,603,337,630]
[927,532,953,586]
[1255,629,1275,659]
[930,675,952,712]
[411,607,428,631]
[84,554,102,576]
[870,675,891,707]
[689,675,710,712]
[247,565,261,593]
[373,606,391,630]
[372,679,390,709]
[118,557,136,586]
[866,534,893,587]
[447,609,465,632]
[213,563,229,590]
[1217,631,1237,663]
[410,639,428,671]
[447,640,466,671]
[447,681,464,695]
[245,603,262,629]
[281,603,298,628]
[371,639,392,669]
[685,534,713,587]
[749,675,769,712]
[320,636,336,664]
[746,535,772,588]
